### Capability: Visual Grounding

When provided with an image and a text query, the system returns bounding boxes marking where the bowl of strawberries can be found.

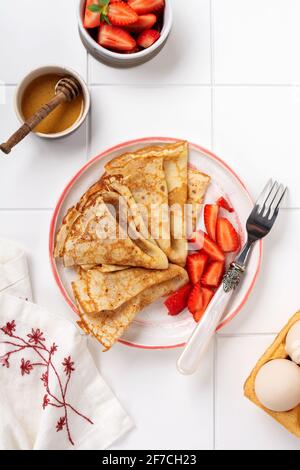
[78,0,172,67]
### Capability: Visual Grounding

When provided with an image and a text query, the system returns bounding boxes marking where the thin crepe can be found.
[54,186,168,270]
[106,141,190,267]
[73,264,189,350]
[187,167,211,235]
[163,141,189,266]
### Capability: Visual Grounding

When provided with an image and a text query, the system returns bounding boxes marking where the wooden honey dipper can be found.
[0,77,82,155]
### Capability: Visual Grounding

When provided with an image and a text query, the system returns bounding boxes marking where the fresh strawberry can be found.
[193,287,214,322]
[188,284,203,315]
[189,231,225,262]
[217,197,234,213]
[124,45,140,54]
[186,252,208,285]
[164,283,193,316]
[202,261,224,288]
[84,0,101,28]
[128,0,165,15]
[137,29,160,48]
[108,1,138,26]
[98,24,136,51]
[204,204,219,241]
[216,218,240,253]
[127,13,157,33]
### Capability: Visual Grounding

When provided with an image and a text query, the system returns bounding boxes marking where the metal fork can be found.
[177,180,287,375]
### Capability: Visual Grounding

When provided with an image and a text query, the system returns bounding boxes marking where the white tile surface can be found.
[89,86,212,155]
[220,209,300,335]
[213,86,300,207]
[0,210,72,320]
[89,0,211,85]
[89,340,214,450]
[0,0,87,84]
[213,0,300,84]
[0,86,87,209]
[1,0,300,451]
[215,336,300,450]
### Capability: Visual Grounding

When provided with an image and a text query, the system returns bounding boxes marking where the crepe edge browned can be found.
[244,311,300,438]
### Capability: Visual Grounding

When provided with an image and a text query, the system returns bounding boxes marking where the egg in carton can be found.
[244,311,300,438]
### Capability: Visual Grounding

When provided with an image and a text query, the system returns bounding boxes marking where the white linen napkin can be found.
[0,239,133,450]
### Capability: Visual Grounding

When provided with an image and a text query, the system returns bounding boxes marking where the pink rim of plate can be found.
[49,137,263,350]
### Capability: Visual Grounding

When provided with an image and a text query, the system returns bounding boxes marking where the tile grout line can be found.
[0,208,54,212]
[5,83,300,88]
[210,0,216,451]
[86,51,91,162]
[213,335,217,450]
[210,0,215,153]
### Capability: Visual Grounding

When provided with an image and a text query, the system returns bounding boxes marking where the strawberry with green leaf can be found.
[85,0,138,27]
[84,0,103,28]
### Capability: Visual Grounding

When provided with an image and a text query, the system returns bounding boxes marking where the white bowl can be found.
[77,0,173,67]
[14,65,90,139]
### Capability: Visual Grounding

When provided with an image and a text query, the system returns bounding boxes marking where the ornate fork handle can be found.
[223,262,245,293]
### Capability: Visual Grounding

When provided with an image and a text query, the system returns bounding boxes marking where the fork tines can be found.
[256,179,287,220]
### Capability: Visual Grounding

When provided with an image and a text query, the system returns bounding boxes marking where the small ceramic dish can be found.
[14,65,90,139]
[77,0,173,67]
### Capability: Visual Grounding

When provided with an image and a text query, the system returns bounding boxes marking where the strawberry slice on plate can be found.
[98,24,136,51]
[190,231,225,263]
[84,0,101,28]
[186,252,208,285]
[188,284,203,315]
[128,0,165,15]
[108,1,138,26]
[216,218,240,253]
[202,261,224,288]
[164,283,193,316]
[193,287,214,322]
[204,204,219,241]
[137,29,160,48]
[217,197,234,213]
[127,13,157,33]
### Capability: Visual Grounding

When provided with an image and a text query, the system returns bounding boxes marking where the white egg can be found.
[285,321,300,365]
[255,359,300,412]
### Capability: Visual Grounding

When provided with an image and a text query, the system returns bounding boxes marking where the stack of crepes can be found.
[54,141,211,350]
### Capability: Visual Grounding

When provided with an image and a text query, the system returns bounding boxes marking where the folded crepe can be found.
[105,146,171,256]
[54,185,168,270]
[187,167,211,235]
[73,264,189,350]
[105,141,190,267]
[163,141,188,267]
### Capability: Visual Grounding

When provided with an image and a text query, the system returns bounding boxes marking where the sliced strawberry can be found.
[216,218,240,253]
[98,24,136,51]
[188,284,203,315]
[193,287,214,322]
[189,231,225,262]
[164,283,192,316]
[84,0,101,29]
[137,29,160,48]
[186,251,208,285]
[108,2,138,26]
[202,261,224,288]
[127,13,157,33]
[204,204,219,241]
[128,0,165,15]
[217,197,234,213]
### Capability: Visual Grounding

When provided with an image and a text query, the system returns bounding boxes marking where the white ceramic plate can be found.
[49,137,262,349]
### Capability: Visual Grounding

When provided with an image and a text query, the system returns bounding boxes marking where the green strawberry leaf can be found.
[100,12,111,25]
[99,0,110,5]
[88,4,102,12]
